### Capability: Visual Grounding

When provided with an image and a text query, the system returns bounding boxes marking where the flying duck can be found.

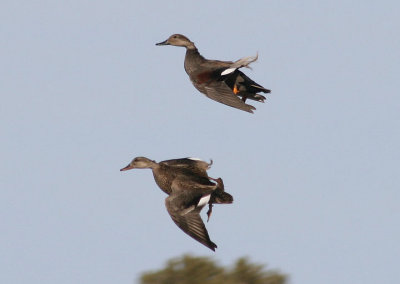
[120,157,233,251]
[156,34,271,113]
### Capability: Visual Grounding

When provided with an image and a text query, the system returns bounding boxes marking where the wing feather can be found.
[165,196,217,251]
[204,82,256,113]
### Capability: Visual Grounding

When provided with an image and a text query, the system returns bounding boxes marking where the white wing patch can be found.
[221,54,258,76]
[197,194,211,207]
[221,67,236,76]
[188,157,204,161]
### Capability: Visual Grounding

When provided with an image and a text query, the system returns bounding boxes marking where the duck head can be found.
[120,157,156,171]
[156,34,195,49]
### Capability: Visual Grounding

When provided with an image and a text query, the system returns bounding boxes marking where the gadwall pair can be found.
[156,34,271,113]
[120,157,233,251]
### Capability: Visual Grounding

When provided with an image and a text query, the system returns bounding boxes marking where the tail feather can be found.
[250,84,271,93]
[212,189,233,204]
[238,91,266,103]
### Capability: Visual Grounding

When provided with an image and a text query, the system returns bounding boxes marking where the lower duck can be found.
[120,156,233,251]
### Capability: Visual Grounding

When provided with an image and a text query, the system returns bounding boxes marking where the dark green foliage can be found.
[140,255,286,284]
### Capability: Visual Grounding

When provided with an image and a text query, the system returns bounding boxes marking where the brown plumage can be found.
[156,34,271,113]
[120,157,233,251]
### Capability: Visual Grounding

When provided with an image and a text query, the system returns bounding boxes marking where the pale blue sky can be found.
[1,1,399,283]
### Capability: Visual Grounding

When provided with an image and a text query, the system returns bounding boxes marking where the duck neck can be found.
[185,46,199,55]
[186,41,196,50]
[147,160,159,170]
[184,47,205,74]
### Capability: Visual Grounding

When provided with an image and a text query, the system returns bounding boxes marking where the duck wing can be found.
[161,158,212,177]
[165,180,217,251]
[204,81,256,113]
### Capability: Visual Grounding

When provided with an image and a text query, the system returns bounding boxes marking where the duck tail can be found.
[212,189,233,204]
[208,178,233,203]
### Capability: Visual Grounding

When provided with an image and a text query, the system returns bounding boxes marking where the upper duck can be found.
[120,157,233,251]
[156,34,271,113]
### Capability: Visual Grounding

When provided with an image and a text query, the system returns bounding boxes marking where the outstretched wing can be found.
[165,180,217,251]
[165,196,217,251]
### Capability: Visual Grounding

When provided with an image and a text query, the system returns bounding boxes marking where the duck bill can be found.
[120,164,134,171]
[156,39,169,46]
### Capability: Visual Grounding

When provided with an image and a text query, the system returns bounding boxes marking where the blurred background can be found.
[1,1,399,283]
